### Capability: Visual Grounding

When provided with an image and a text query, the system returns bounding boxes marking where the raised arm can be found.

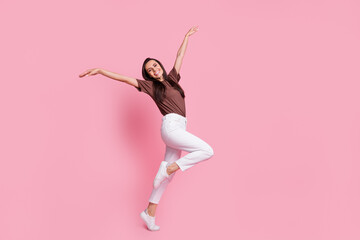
[79,68,139,88]
[173,26,199,74]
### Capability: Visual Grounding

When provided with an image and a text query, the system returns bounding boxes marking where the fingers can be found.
[191,26,199,31]
[187,26,199,36]
[79,69,93,78]
[79,71,89,78]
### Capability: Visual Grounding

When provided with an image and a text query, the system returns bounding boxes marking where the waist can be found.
[162,113,187,124]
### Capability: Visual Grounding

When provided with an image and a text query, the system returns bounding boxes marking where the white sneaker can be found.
[140,209,160,231]
[153,161,171,189]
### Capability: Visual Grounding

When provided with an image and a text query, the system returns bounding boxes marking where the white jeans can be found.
[148,113,214,204]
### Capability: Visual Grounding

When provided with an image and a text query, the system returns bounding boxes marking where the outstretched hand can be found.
[78,68,100,78]
[185,26,199,37]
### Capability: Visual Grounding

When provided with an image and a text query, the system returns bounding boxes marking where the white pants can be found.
[148,113,214,204]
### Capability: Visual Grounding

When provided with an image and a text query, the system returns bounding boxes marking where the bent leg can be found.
[148,145,181,204]
[163,128,214,172]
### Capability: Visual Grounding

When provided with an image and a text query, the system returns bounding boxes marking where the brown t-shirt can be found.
[135,67,186,117]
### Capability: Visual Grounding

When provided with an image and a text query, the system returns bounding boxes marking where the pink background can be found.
[1,0,360,239]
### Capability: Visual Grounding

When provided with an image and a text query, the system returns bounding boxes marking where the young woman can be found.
[79,26,214,231]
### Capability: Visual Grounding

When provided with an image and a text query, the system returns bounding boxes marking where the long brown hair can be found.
[141,58,185,103]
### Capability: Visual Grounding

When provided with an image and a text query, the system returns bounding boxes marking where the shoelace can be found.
[146,214,156,226]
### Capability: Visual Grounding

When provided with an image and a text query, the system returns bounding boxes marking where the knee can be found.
[203,145,214,158]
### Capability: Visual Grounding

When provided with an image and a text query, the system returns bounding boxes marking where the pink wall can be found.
[1,0,360,239]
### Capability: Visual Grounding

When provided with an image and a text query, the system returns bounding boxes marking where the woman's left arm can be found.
[173,26,199,74]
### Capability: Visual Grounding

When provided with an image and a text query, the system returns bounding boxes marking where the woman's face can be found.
[145,60,164,81]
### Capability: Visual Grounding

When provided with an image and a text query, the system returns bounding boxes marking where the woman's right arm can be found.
[79,68,139,88]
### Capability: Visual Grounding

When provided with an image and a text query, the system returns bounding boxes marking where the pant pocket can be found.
[164,120,181,133]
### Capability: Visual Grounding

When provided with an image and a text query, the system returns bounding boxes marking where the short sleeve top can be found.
[135,67,186,117]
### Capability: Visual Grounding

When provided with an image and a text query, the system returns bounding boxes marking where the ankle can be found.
[167,163,179,175]
[146,208,155,217]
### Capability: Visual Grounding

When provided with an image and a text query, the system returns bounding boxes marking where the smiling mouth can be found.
[154,71,160,76]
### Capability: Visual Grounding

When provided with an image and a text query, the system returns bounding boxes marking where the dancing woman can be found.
[79,26,214,231]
